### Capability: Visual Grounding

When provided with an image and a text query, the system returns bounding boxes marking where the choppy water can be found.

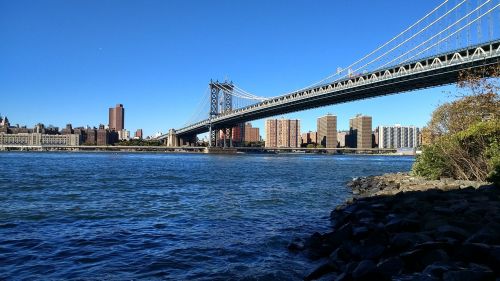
[0,152,413,280]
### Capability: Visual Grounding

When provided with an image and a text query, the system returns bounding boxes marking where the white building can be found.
[0,133,80,146]
[118,129,130,141]
[378,125,419,149]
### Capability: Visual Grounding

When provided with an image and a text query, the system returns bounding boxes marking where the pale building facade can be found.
[0,133,80,146]
[378,125,420,149]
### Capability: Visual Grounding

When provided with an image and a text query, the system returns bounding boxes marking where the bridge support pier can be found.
[223,129,227,148]
[229,127,233,147]
[167,129,179,147]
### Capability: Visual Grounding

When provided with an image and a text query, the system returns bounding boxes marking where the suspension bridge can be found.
[156,0,500,148]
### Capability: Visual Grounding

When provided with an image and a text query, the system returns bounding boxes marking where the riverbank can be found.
[293,173,499,280]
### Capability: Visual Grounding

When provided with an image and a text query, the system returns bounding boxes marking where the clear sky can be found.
[0,0,460,137]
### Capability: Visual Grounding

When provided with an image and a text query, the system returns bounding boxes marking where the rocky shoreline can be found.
[290,173,499,280]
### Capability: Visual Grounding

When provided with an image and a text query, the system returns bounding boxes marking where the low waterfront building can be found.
[378,125,420,149]
[0,133,80,146]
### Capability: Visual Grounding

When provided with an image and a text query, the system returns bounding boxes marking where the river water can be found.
[0,152,413,280]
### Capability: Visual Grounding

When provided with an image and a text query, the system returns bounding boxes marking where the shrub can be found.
[413,120,500,182]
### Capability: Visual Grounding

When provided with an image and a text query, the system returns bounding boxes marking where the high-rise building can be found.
[337,131,348,147]
[348,114,372,149]
[378,125,420,149]
[265,118,300,148]
[135,129,143,139]
[108,104,125,132]
[232,124,245,144]
[301,131,317,146]
[317,114,337,148]
[244,123,260,143]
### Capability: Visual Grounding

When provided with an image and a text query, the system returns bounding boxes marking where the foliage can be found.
[413,120,500,182]
[306,144,315,149]
[424,65,500,141]
[412,144,449,180]
[413,66,500,183]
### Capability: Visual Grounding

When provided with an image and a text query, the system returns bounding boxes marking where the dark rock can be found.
[390,232,432,252]
[324,223,352,249]
[351,260,383,281]
[393,273,440,281]
[304,262,337,281]
[414,241,455,252]
[334,272,351,281]
[421,249,449,266]
[355,244,385,260]
[305,232,334,260]
[306,232,323,249]
[423,262,455,279]
[467,227,500,244]
[351,226,369,238]
[449,199,469,213]
[376,256,404,278]
[316,272,338,281]
[436,225,470,241]
[443,267,495,281]
[456,243,492,265]
[288,240,304,252]
[345,261,358,274]
[385,217,420,232]
[489,246,500,274]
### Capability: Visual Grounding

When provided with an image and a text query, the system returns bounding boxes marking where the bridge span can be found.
[160,41,500,145]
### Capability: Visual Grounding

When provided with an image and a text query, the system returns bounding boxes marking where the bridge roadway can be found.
[166,40,500,139]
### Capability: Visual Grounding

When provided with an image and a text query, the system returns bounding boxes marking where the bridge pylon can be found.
[208,80,234,147]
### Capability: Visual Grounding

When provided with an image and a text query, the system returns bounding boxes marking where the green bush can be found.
[412,144,449,180]
[413,120,500,182]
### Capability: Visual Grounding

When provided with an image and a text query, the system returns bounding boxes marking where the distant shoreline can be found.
[0,145,414,155]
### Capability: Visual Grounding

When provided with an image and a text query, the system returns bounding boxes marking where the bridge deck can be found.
[166,40,500,138]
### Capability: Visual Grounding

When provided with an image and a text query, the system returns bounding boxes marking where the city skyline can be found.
[1,1,458,137]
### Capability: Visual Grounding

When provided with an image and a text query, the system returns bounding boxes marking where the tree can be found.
[413,65,500,184]
[425,65,500,138]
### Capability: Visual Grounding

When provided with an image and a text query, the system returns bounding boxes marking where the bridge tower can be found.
[208,80,234,147]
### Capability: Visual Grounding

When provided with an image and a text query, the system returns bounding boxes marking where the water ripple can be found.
[0,152,413,280]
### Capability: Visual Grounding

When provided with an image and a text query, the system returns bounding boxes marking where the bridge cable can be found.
[287,0,451,91]
[340,0,470,79]
[399,3,500,65]
[385,2,498,68]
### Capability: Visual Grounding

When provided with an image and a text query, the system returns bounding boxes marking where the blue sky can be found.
[0,0,461,137]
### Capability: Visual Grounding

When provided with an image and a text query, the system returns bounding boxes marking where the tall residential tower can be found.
[265,118,300,148]
[109,104,125,132]
[348,114,372,149]
[317,114,337,148]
